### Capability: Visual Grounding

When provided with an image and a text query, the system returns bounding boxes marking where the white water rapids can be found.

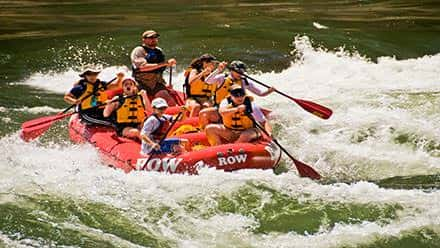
[1,36,439,247]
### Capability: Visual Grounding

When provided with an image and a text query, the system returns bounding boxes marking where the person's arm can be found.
[264,120,272,137]
[251,103,271,135]
[189,68,211,84]
[205,62,227,84]
[132,45,176,73]
[140,90,153,114]
[205,72,226,85]
[106,72,125,90]
[246,80,275,97]
[130,47,148,69]
[103,97,120,118]
[141,118,160,150]
[64,93,80,105]
[219,100,246,117]
[64,83,84,105]
[138,62,170,73]
[141,134,160,150]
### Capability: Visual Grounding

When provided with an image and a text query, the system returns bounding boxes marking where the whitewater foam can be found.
[0,132,439,247]
[4,35,440,247]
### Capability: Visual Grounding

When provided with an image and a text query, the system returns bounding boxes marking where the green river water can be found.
[1,1,440,247]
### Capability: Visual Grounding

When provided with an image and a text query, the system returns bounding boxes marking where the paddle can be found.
[22,92,145,141]
[169,66,173,87]
[20,78,120,141]
[228,67,332,120]
[141,111,184,170]
[21,77,117,129]
[248,113,321,180]
[161,65,184,106]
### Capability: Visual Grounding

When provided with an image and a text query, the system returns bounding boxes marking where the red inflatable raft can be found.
[68,114,282,174]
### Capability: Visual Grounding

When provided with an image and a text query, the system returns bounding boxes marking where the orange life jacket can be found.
[115,95,146,124]
[184,68,214,100]
[213,76,248,106]
[222,96,254,131]
[78,79,108,110]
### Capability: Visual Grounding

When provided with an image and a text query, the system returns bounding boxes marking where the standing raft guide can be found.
[20,29,332,179]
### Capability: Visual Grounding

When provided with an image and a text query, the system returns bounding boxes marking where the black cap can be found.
[199,54,218,62]
[230,60,247,72]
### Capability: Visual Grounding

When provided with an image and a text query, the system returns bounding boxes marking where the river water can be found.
[0,1,439,247]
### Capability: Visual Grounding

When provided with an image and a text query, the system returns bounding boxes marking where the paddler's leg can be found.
[199,107,220,129]
[186,99,201,118]
[235,128,260,143]
[205,124,237,146]
[121,126,141,140]
[80,108,113,126]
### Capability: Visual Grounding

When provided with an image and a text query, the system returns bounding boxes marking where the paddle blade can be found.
[291,98,333,120]
[20,121,54,142]
[292,158,321,180]
[20,112,73,141]
[22,113,73,129]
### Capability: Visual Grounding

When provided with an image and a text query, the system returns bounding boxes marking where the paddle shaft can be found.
[22,78,116,128]
[249,114,321,180]
[142,111,184,169]
[90,92,142,110]
[22,93,138,138]
[20,77,124,141]
[228,67,332,119]
[169,66,173,87]
[250,117,288,155]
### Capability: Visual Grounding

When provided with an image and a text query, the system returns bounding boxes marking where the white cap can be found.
[79,65,102,77]
[122,77,138,86]
[151,97,168,108]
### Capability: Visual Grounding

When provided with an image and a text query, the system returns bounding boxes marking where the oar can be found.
[20,78,118,141]
[229,67,332,119]
[169,66,173,88]
[141,111,183,170]
[22,92,142,141]
[21,77,117,129]
[249,114,321,180]
[165,66,185,105]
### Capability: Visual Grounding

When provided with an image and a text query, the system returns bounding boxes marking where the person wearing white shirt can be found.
[199,60,275,128]
[205,85,272,146]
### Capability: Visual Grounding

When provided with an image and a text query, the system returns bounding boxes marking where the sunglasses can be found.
[231,90,245,97]
[85,72,99,76]
[143,35,159,39]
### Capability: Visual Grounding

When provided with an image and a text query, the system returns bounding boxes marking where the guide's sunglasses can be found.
[230,90,245,97]
[143,35,159,39]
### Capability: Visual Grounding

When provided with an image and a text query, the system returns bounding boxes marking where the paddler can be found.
[205,84,272,145]
[140,98,187,155]
[208,60,276,104]
[63,65,124,126]
[130,30,177,106]
[198,60,275,128]
[103,78,151,140]
[184,54,227,117]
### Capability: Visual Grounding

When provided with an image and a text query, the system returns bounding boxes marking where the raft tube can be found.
[68,114,282,174]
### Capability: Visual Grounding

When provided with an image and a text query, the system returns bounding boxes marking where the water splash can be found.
[4,35,440,247]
